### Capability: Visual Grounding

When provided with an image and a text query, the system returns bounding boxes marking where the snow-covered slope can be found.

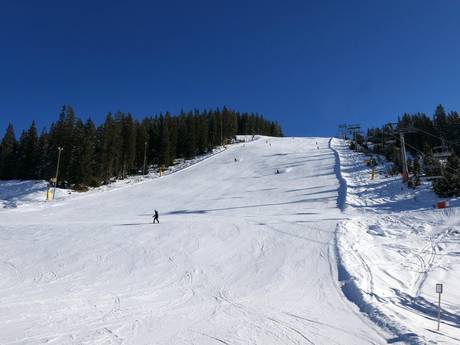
[0,147,228,212]
[0,180,72,209]
[0,137,387,345]
[333,138,460,345]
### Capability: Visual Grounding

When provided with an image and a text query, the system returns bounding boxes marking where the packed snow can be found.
[0,146,227,211]
[0,137,388,344]
[1,136,458,344]
[333,138,460,344]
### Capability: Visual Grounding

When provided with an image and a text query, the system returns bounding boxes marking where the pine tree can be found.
[121,113,136,177]
[36,129,49,179]
[158,114,171,166]
[432,154,460,197]
[100,113,122,182]
[83,119,98,186]
[17,121,40,179]
[0,124,18,179]
[208,110,220,146]
[167,113,178,160]
[433,104,448,139]
[61,105,77,184]
[134,120,148,172]
[184,113,197,159]
[196,115,209,154]
[71,118,97,187]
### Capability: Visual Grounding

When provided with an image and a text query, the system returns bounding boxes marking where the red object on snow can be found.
[436,201,446,209]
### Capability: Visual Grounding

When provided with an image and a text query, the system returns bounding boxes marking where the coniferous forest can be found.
[0,106,283,189]
[364,104,460,197]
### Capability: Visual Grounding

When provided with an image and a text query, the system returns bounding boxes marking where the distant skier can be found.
[276,169,280,174]
[153,210,159,224]
[234,157,238,162]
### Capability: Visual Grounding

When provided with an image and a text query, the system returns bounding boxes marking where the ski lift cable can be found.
[379,123,456,147]
[389,128,453,161]
[386,132,425,156]
[378,126,452,153]
[385,132,459,175]
[411,126,459,147]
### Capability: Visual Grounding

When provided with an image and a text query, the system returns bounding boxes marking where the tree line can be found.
[0,106,283,189]
[364,104,460,196]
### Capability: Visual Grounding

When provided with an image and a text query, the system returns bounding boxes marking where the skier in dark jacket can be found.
[153,210,159,223]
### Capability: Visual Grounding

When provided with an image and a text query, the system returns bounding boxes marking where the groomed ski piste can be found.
[0,136,458,344]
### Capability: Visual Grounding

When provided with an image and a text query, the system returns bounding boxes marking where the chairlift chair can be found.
[421,175,444,180]
[432,145,451,159]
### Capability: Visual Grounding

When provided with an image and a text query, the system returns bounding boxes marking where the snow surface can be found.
[0,180,71,209]
[0,146,227,211]
[0,137,389,344]
[333,138,460,345]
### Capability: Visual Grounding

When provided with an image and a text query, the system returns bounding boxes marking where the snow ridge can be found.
[331,138,423,344]
[329,138,347,212]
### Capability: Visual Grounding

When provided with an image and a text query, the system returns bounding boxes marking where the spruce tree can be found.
[433,104,448,138]
[100,113,121,182]
[36,129,49,180]
[121,113,136,177]
[184,113,197,159]
[0,124,18,179]
[17,121,40,179]
[134,120,148,172]
[158,114,171,166]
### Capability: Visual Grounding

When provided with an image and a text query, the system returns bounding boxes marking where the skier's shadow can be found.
[116,222,153,226]
[138,210,207,216]
[166,210,207,215]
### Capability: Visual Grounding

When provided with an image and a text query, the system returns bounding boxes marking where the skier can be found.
[153,210,159,224]
[276,169,280,174]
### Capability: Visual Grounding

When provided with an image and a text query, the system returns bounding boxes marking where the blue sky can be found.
[1,0,460,136]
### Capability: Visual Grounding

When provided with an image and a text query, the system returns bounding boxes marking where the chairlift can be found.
[432,145,451,159]
[421,175,444,180]
[385,139,397,145]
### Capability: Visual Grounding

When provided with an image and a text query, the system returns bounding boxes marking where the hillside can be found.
[0,137,386,345]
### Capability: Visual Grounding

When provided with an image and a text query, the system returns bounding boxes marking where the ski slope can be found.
[0,137,387,344]
[334,139,460,345]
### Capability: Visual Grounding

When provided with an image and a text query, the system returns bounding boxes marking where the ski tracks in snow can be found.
[213,288,316,345]
[412,229,447,297]
[0,137,387,345]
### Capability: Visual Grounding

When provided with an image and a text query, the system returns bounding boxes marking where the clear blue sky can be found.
[1,0,460,137]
